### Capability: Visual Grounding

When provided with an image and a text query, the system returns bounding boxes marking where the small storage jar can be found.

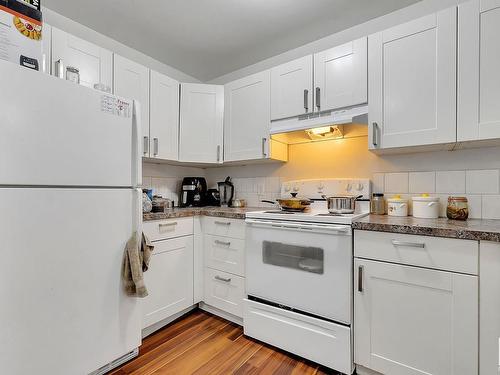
[370,193,385,215]
[412,194,439,219]
[387,195,408,217]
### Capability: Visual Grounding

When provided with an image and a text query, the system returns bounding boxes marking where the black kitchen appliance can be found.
[180,177,207,207]
[218,176,234,207]
[205,188,221,206]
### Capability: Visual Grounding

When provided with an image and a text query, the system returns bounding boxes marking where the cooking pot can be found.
[262,193,312,212]
[322,194,363,214]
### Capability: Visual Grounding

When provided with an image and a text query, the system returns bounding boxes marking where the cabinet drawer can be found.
[354,230,478,275]
[202,217,245,239]
[204,268,245,317]
[143,217,193,242]
[205,234,245,276]
[244,299,352,374]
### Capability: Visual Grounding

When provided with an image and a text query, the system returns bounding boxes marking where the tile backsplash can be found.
[373,169,500,219]
[231,177,282,208]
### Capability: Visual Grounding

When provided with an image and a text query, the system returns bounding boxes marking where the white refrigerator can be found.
[0,61,143,374]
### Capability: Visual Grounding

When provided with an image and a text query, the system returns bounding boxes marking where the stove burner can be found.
[263,210,295,214]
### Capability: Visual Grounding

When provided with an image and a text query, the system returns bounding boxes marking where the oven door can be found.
[245,218,352,324]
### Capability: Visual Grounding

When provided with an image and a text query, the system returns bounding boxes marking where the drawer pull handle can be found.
[214,275,231,283]
[159,222,178,228]
[391,240,425,248]
[214,221,231,226]
[215,240,231,246]
[358,265,364,293]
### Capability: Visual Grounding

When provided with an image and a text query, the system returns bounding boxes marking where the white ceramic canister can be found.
[412,194,440,219]
[387,195,408,217]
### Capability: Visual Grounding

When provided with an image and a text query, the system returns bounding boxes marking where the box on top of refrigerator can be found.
[0,0,42,70]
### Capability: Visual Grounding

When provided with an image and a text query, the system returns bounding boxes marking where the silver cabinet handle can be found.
[159,222,178,228]
[217,145,221,162]
[391,240,425,248]
[214,221,231,226]
[214,240,231,246]
[358,265,364,292]
[262,137,267,158]
[215,275,231,283]
[153,137,159,156]
[55,59,64,78]
[315,87,321,110]
[143,136,149,156]
[303,89,309,112]
[372,122,380,147]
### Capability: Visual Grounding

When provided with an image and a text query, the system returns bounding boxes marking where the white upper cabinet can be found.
[314,38,367,112]
[459,0,500,141]
[368,7,457,150]
[224,71,271,162]
[51,27,112,89]
[355,259,478,375]
[113,54,150,156]
[149,71,179,161]
[271,55,313,120]
[41,23,51,74]
[179,83,224,164]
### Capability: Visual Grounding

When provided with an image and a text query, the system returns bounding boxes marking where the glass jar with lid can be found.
[447,196,468,220]
[371,193,385,215]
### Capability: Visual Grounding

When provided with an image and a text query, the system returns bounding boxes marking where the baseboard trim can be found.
[199,302,243,326]
[142,305,197,338]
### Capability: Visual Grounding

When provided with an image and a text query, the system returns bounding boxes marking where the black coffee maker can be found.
[180,177,207,207]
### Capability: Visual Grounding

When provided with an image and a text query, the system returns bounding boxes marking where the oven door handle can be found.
[245,219,351,234]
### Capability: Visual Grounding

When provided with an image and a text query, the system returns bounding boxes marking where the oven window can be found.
[262,241,324,274]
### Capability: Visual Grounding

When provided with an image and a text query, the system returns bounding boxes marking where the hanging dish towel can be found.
[122,232,154,298]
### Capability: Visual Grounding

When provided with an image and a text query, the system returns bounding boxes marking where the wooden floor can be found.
[109,309,340,375]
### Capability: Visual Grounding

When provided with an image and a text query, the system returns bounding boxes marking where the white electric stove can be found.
[244,178,371,375]
[247,178,371,225]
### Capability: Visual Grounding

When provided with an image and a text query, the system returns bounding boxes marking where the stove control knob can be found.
[346,183,352,192]
[356,183,364,191]
[292,184,300,193]
[284,183,291,192]
[317,181,324,193]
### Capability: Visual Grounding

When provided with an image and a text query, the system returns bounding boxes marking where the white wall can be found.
[208,0,466,84]
[42,7,200,83]
[205,137,500,219]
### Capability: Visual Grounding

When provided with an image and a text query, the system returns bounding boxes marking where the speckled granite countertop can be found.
[143,207,261,221]
[352,215,500,242]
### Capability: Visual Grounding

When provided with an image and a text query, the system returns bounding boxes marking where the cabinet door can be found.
[142,236,194,328]
[314,38,367,112]
[150,70,179,161]
[51,27,112,89]
[354,259,478,375]
[459,0,500,141]
[179,83,224,163]
[41,23,51,74]
[114,54,150,156]
[271,55,313,120]
[224,71,270,162]
[368,7,457,150]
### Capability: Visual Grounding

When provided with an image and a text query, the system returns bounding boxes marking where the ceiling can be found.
[43,0,422,81]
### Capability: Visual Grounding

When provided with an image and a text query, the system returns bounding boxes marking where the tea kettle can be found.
[217,176,234,207]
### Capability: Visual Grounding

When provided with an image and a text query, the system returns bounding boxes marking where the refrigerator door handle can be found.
[135,188,143,237]
[132,100,142,187]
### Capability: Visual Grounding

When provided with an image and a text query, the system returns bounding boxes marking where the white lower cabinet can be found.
[201,216,246,319]
[142,235,194,329]
[479,241,500,375]
[354,257,478,375]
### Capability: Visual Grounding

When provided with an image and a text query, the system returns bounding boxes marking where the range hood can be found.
[270,104,368,135]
